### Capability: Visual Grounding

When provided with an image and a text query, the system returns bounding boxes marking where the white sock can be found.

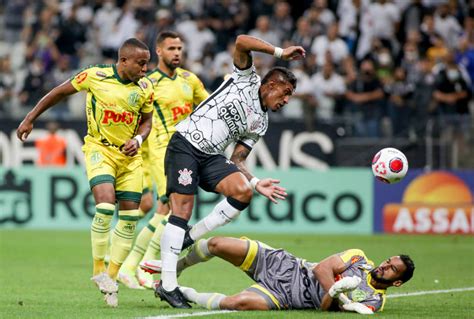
[160,222,185,291]
[189,198,241,240]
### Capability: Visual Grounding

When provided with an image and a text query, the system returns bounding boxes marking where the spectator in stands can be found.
[385,67,415,137]
[0,56,15,115]
[270,1,293,41]
[419,14,438,56]
[397,0,428,45]
[400,39,422,85]
[337,0,369,55]
[310,60,346,123]
[427,33,449,68]
[455,36,474,92]
[434,3,462,49]
[92,0,123,60]
[291,16,316,53]
[411,57,436,138]
[432,52,471,132]
[19,58,47,108]
[311,22,350,71]
[3,0,29,43]
[432,52,472,165]
[345,59,385,137]
[35,121,67,166]
[55,4,87,69]
[176,13,216,65]
[143,9,174,63]
[249,15,281,69]
[309,0,336,30]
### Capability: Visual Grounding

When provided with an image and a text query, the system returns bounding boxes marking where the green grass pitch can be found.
[1,230,473,318]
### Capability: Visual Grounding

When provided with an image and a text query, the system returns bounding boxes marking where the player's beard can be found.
[164,58,180,72]
[370,268,396,285]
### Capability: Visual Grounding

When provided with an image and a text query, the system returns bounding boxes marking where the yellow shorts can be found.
[141,139,154,194]
[83,140,143,203]
[148,131,169,201]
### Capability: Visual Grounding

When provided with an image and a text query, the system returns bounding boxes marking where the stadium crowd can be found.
[0,0,473,139]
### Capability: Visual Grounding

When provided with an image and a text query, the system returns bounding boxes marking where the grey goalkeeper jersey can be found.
[175,64,268,155]
[253,247,386,312]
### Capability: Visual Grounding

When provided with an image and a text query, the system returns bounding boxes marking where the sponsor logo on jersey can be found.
[182,71,190,77]
[178,168,193,186]
[128,91,140,107]
[219,104,243,137]
[102,110,135,125]
[171,103,192,121]
[96,71,107,78]
[139,80,148,89]
[76,72,88,84]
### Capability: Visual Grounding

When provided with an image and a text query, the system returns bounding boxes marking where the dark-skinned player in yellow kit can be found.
[16,38,154,307]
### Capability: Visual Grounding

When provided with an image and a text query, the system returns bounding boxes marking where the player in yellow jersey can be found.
[118,31,209,289]
[16,38,154,307]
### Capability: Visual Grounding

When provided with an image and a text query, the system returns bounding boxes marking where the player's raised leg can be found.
[185,172,252,249]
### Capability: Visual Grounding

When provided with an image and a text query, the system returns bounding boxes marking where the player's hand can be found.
[342,302,374,315]
[122,139,139,156]
[16,119,34,142]
[281,46,306,61]
[329,276,361,298]
[255,178,287,204]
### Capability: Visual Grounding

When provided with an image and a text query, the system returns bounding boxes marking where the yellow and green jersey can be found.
[70,64,154,151]
[147,67,208,149]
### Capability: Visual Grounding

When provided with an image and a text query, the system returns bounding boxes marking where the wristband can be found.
[133,135,143,147]
[273,47,283,59]
[250,177,260,190]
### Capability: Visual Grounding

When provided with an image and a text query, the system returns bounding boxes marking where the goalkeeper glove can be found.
[342,301,374,315]
[328,276,361,298]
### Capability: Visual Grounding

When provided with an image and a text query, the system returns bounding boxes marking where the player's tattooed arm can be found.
[230,143,253,180]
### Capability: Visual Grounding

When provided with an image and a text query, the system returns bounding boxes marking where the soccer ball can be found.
[371,148,408,184]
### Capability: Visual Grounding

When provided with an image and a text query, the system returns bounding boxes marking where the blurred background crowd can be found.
[0,0,473,148]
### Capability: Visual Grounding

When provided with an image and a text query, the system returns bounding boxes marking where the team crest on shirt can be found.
[178,168,193,186]
[350,289,368,302]
[128,91,140,107]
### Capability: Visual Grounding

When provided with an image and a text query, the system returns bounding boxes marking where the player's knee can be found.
[140,196,153,214]
[207,236,224,255]
[232,183,253,203]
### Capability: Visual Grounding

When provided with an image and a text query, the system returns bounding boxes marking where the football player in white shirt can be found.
[155,34,306,308]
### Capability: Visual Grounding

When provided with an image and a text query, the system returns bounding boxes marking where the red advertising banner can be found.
[375,170,473,235]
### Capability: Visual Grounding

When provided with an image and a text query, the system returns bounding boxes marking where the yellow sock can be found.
[142,213,170,261]
[138,208,146,219]
[108,261,121,281]
[122,213,166,271]
[91,203,115,275]
[108,209,139,280]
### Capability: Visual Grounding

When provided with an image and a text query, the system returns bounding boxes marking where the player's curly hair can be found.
[399,254,415,283]
[261,66,297,90]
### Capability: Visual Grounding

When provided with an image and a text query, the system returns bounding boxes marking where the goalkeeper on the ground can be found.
[141,236,415,313]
